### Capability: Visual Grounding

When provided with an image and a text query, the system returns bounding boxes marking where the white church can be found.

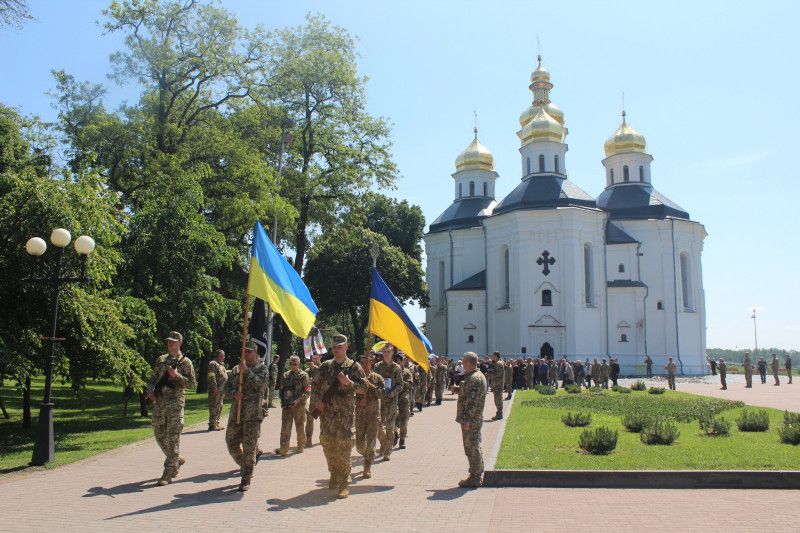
[424,57,707,375]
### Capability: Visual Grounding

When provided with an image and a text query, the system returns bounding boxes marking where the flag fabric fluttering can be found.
[247,221,318,338]
[248,298,269,360]
[368,267,432,372]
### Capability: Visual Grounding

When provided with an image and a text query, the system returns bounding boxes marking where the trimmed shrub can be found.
[640,418,680,445]
[615,386,631,394]
[784,411,800,425]
[648,387,666,395]
[736,410,770,432]
[778,422,800,445]
[579,426,618,455]
[588,386,605,394]
[535,385,556,395]
[622,412,651,433]
[699,414,731,437]
[565,384,582,394]
[631,380,647,391]
[562,411,592,427]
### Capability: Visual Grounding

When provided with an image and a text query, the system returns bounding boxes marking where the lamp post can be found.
[25,229,95,466]
[751,308,758,352]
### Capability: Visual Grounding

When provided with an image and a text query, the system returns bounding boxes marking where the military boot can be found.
[363,460,372,479]
[296,445,304,454]
[239,468,253,492]
[393,431,399,446]
[156,468,172,486]
[337,481,350,499]
[458,475,482,488]
[399,438,406,449]
[274,447,288,457]
[328,475,338,489]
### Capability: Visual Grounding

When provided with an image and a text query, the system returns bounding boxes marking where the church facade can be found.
[424,57,707,375]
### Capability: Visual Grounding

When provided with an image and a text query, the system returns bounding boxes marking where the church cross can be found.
[536,250,556,276]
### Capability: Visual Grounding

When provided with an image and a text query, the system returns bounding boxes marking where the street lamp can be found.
[25,228,94,466]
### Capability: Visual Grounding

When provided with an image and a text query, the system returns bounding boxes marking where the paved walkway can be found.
[0,381,797,533]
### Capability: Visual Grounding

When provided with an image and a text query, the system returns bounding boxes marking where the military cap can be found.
[332,334,348,346]
[245,340,258,351]
[166,331,183,342]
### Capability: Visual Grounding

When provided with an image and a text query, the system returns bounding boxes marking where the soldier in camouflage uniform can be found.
[267,355,279,408]
[395,355,414,448]
[503,359,513,399]
[434,356,447,405]
[146,331,197,486]
[207,349,227,431]
[599,358,610,389]
[275,355,311,456]
[665,357,677,390]
[742,352,754,388]
[311,334,368,499]
[355,351,384,478]
[456,351,487,488]
[374,343,403,460]
[425,357,435,406]
[409,361,418,416]
[304,352,321,445]
[415,363,428,412]
[486,352,505,420]
[224,341,269,491]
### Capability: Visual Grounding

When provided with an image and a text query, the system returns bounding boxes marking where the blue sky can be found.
[2,1,798,349]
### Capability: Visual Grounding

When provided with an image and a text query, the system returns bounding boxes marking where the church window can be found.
[554,155,560,173]
[538,154,545,172]
[623,165,630,182]
[527,157,531,175]
[469,181,475,196]
[618,263,625,273]
[541,289,552,307]
[438,261,446,310]
[483,182,487,196]
[620,333,628,343]
[680,252,693,310]
[583,244,594,306]
[467,303,473,311]
[458,183,462,198]
[468,335,475,343]
[639,165,644,180]
[501,246,510,307]
[657,300,664,310]
[610,168,615,181]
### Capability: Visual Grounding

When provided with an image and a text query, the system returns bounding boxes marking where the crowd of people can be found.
[709,352,792,390]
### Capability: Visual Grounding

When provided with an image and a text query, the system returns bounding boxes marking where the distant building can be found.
[424,56,707,375]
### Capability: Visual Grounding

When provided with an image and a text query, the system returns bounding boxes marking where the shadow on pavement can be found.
[266,484,393,511]
[426,487,472,501]
[105,485,243,519]
[85,470,239,498]
[183,429,214,435]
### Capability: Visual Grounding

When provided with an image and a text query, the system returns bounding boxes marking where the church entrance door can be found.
[540,342,554,360]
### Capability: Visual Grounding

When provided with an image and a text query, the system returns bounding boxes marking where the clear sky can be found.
[2,0,798,350]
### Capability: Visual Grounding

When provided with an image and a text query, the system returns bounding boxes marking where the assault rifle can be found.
[310,361,364,419]
[146,359,180,404]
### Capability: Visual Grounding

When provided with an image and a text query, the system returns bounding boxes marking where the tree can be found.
[0,0,33,29]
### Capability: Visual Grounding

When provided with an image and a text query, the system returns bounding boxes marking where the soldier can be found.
[207,349,227,431]
[548,358,558,387]
[525,358,536,389]
[757,357,767,384]
[415,362,428,412]
[486,352,505,420]
[267,355,279,408]
[455,351,488,488]
[146,331,196,486]
[425,356,436,406]
[355,351,384,478]
[645,355,653,378]
[434,356,447,405]
[409,361,418,416]
[305,352,321,445]
[599,358,610,389]
[718,358,727,390]
[786,353,793,385]
[275,355,311,456]
[771,353,780,386]
[374,343,402,460]
[395,355,414,449]
[590,357,600,387]
[224,340,269,491]
[503,359,513,399]
[742,351,754,388]
[665,357,677,390]
[310,334,367,499]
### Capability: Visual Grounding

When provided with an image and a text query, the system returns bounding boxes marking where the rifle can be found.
[146,359,179,404]
[311,361,357,419]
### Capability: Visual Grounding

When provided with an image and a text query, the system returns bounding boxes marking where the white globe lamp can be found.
[50,228,72,248]
[25,237,47,256]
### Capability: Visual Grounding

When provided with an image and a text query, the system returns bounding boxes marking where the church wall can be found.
[423,231,450,355]
[446,290,486,356]
[451,227,485,285]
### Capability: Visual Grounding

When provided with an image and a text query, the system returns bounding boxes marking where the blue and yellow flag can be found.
[247,222,318,338]
[368,267,432,372]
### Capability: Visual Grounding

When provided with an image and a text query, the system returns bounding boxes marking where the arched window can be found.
[458,183,462,198]
[554,155,560,173]
[469,181,475,196]
[620,333,628,343]
[541,289,552,307]
[538,154,545,172]
[610,168,615,181]
[501,246,510,307]
[526,157,531,175]
[468,335,474,343]
[467,303,473,311]
[618,263,625,273]
[639,165,644,180]
[437,261,446,310]
[482,182,487,196]
[583,244,594,306]
[623,165,630,182]
[657,300,664,310]
[680,252,693,310]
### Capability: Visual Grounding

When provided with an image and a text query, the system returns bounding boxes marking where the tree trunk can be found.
[122,384,133,417]
[139,388,149,417]
[197,354,209,394]
[0,396,8,419]
[22,375,31,429]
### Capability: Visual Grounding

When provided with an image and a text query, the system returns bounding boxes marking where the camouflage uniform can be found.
[548,361,558,387]
[305,362,320,444]
[312,356,367,492]
[786,355,793,384]
[456,368,487,484]
[224,359,269,485]
[486,360,504,418]
[600,362,610,389]
[503,360,513,395]
[590,361,601,386]
[207,359,227,430]
[355,369,384,471]
[415,365,428,411]
[396,364,414,444]
[718,360,727,390]
[666,361,677,390]
[267,359,278,408]
[525,362,535,389]
[743,355,754,388]
[277,368,311,453]
[410,363,418,414]
[425,363,435,405]
[434,362,447,404]
[146,352,196,479]
[374,360,403,457]
[771,356,780,386]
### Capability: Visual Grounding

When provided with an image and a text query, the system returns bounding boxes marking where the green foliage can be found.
[535,385,556,395]
[579,426,618,455]
[612,385,631,394]
[648,386,666,395]
[778,420,800,445]
[622,412,652,433]
[640,418,680,445]
[561,411,591,427]
[564,383,582,394]
[784,411,800,425]
[736,410,770,432]
[699,414,731,437]
[631,380,647,391]
[588,386,605,394]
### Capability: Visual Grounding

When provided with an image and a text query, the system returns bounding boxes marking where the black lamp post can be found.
[25,228,95,466]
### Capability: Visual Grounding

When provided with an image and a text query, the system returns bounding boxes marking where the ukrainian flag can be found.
[368,267,432,372]
[247,222,318,338]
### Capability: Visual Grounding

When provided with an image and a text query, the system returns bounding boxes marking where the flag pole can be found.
[366,244,380,356]
[236,292,251,424]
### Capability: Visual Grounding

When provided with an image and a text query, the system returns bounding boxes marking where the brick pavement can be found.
[0,382,797,533]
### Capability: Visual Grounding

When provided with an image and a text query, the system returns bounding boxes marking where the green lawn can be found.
[496,389,800,470]
[0,378,211,474]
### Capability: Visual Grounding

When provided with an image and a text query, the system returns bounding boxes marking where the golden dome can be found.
[603,112,647,157]
[518,105,565,144]
[455,129,494,172]
[530,55,550,83]
[520,101,564,127]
